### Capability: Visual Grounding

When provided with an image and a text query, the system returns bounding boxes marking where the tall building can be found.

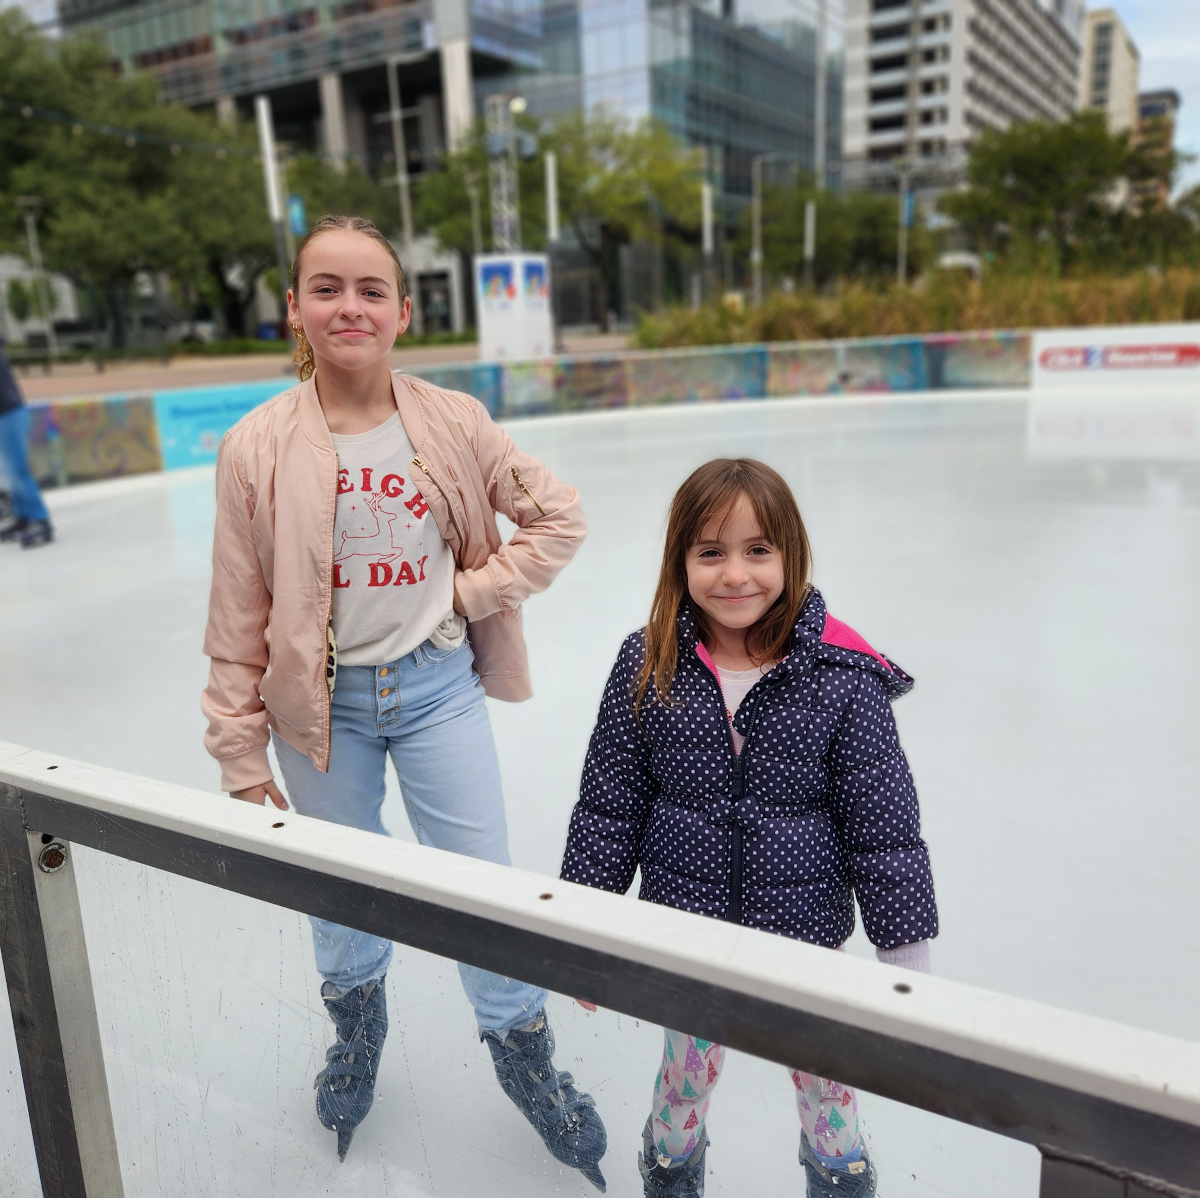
[56,0,842,210]
[1135,88,1182,210]
[1078,7,1139,132]
[842,0,1084,193]
[57,0,844,319]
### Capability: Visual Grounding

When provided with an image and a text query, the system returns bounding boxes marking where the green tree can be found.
[546,111,701,330]
[940,111,1154,271]
[741,176,930,289]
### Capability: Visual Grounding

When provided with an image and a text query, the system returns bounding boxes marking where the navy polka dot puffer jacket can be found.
[561,589,938,951]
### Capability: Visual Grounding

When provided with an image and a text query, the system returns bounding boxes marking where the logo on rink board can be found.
[1038,343,1200,372]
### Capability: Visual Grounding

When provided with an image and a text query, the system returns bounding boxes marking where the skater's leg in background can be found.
[0,407,49,523]
[272,673,393,991]
[791,1071,863,1166]
[650,1030,724,1163]
[384,641,548,1036]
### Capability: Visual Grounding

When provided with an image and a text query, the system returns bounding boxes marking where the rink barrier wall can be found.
[1,740,1199,1198]
[24,330,1031,488]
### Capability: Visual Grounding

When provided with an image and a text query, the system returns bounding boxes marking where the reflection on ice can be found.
[1027,392,1200,461]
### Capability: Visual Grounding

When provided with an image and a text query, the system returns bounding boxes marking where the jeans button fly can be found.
[380,687,391,698]
[379,667,389,677]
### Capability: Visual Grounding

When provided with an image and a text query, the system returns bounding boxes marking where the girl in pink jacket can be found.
[201,215,606,1183]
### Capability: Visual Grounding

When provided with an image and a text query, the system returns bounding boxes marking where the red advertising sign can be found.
[1038,343,1200,372]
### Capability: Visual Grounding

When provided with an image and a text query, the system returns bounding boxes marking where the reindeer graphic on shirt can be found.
[335,491,405,566]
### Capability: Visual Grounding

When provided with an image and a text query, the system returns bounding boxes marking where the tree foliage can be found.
[0,10,392,344]
[941,110,1195,272]
[416,108,701,329]
[738,175,931,288]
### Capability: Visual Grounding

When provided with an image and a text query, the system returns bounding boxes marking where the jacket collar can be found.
[678,587,912,696]
[677,587,827,681]
[295,369,426,454]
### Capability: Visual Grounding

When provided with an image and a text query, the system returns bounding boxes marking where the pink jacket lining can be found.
[694,614,892,679]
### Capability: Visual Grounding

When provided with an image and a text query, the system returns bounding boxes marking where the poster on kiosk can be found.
[475,252,553,361]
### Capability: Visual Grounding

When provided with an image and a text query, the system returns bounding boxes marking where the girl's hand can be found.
[231,780,289,811]
[575,999,597,1012]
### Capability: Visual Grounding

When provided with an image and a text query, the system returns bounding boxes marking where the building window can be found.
[870,54,908,72]
[870,114,906,131]
[871,84,907,102]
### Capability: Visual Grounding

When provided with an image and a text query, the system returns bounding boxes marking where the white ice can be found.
[2,388,1199,1197]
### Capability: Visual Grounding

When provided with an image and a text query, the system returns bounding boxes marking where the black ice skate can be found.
[20,518,53,549]
[638,1116,708,1196]
[800,1132,877,1198]
[314,977,388,1160]
[0,515,29,542]
[482,1012,608,1191]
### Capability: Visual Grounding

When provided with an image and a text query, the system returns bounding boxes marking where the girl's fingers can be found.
[265,781,289,811]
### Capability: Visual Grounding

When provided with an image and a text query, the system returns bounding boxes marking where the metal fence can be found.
[2,739,1198,1198]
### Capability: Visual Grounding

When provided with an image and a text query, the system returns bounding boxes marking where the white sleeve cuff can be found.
[875,940,931,973]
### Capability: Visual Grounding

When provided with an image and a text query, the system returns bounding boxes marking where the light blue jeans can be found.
[273,638,549,1036]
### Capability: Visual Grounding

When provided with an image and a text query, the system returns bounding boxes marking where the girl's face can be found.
[287,229,411,373]
[685,494,785,636]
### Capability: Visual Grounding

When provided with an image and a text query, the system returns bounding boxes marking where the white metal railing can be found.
[1,739,1198,1198]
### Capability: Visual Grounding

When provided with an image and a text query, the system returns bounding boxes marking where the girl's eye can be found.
[748,545,773,556]
[697,548,722,559]
[364,289,384,299]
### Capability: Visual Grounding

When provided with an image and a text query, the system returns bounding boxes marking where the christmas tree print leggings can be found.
[651,1029,863,1169]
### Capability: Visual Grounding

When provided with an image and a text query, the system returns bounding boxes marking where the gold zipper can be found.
[413,454,464,546]
[510,466,547,517]
[322,453,339,770]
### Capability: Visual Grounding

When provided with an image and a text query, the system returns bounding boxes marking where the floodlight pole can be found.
[485,93,521,252]
[254,95,292,327]
[751,157,764,307]
[897,161,912,287]
[385,57,415,253]
[815,0,827,190]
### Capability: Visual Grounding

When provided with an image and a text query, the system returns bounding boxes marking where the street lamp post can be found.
[254,95,291,331]
[751,151,807,305]
[15,198,58,364]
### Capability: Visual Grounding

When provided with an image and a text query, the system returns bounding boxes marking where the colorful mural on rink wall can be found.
[28,330,1032,488]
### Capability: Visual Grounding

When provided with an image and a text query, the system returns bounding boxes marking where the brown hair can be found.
[634,458,812,714]
[289,214,409,381]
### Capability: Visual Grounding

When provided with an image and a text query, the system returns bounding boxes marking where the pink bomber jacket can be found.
[201,370,587,792]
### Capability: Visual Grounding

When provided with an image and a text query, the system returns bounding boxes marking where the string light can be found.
[0,94,255,157]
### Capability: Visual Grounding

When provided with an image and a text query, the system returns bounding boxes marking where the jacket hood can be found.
[676,587,914,700]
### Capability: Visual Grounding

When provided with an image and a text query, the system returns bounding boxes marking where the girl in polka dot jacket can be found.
[560,458,938,1198]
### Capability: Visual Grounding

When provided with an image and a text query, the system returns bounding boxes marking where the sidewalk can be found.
[18,332,632,401]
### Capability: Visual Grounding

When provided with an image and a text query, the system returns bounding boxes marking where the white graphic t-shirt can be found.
[330,413,465,667]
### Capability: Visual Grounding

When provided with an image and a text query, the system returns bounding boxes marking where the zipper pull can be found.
[413,455,431,477]
[730,756,744,799]
[510,465,548,517]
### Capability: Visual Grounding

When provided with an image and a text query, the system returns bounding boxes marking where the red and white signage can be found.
[1033,323,1200,389]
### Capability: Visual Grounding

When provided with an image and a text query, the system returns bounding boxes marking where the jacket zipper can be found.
[412,454,465,548]
[323,453,339,770]
[728,756,746,924]
[701,656,777,927]
[510,466,547,517]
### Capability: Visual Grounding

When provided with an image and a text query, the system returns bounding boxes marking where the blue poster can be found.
[153,380,287,471]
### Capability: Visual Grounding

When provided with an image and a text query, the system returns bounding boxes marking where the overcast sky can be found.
[5,0,1199,192]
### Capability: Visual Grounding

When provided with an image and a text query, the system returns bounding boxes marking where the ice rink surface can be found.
[2,387,1199,1197]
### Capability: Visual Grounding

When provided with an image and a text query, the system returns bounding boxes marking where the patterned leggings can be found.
[651,1030,863,1169]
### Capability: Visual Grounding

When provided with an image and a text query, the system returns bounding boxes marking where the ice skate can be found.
[800,1132,876,1198]
[0,515,29,542]
[19,518,52,549]
[314,977,388,1160]
[638,1115,708,1196]
[482,1012,608,1191]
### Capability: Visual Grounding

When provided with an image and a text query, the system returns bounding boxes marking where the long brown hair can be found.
[634,458,812,714]
[289,214,409,381]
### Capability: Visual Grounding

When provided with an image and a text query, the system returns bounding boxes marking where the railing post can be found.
[0,784,124,1198]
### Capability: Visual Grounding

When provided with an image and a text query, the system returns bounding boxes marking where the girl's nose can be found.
[721,561,747,586]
